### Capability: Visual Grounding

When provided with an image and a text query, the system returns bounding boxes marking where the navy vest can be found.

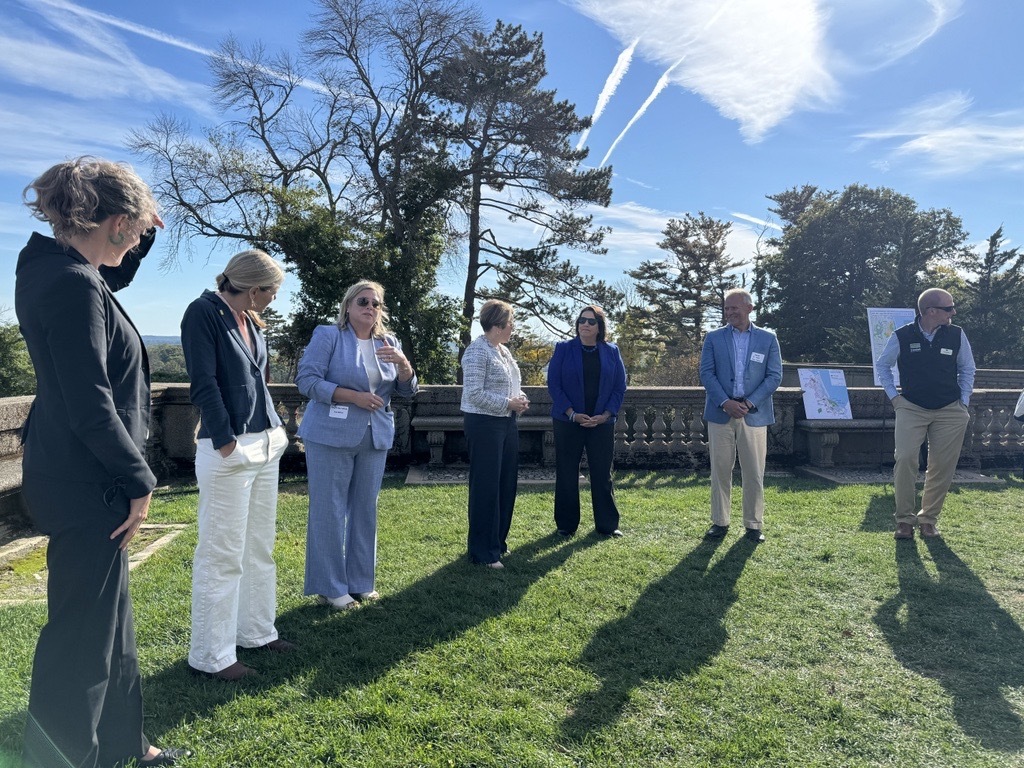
[895,321,962,409]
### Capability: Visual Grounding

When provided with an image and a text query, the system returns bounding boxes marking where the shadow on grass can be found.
[560,536,756,742]
[138,531,601,733]
[874,538,1024,751]
[861,492,896,532]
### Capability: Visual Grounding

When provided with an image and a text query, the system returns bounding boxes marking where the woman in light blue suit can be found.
[296,280,417,610]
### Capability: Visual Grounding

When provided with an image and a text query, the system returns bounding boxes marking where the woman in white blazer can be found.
[295,280,418,610]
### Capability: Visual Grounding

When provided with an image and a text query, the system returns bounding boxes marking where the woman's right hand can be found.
[218,440,237,458]
[508,395,530,415]
[358,391,385,411]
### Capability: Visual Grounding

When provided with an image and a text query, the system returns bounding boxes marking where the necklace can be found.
[581,344,598,353]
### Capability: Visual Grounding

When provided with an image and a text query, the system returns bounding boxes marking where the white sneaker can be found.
[316,594,358,610]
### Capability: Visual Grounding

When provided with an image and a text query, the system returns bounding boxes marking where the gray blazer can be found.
[295,325,418,450]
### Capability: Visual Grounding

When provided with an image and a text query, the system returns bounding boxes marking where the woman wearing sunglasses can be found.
[547,305,628,537]
[295,280,417,609]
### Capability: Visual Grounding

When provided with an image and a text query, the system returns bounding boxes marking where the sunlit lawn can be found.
[3,470,1024,767]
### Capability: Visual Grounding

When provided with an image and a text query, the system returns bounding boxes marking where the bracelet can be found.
[568,409,575,422]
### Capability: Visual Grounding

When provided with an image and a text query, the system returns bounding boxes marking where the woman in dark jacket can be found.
[181,249,293,681]
[547,305,628,537]
[15,157,189,767]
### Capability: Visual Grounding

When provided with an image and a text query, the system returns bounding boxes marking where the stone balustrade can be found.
[2,382,1024,526]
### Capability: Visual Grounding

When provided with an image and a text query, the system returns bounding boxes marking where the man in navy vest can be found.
[875,288,975,540]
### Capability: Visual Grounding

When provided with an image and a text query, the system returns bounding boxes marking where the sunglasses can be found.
[577,317,599,326]
[355,297,383,309]
[930,305,955,313]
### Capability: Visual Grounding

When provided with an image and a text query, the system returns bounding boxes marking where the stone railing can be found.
[2,382,1024,525]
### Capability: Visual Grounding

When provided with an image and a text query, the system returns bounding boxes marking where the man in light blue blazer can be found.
[699,288,783,543]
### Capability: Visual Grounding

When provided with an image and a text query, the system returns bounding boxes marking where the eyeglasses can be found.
[929,305,955,313]
[577,317,599,326]
[355,297,383,309]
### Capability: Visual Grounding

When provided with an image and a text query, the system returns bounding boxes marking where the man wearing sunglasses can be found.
[875,287,975,540]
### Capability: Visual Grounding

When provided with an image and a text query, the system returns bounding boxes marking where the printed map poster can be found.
[867,307,916,387]
[798,369,853,420]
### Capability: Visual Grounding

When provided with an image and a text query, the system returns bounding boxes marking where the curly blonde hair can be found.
[23,157,158,245]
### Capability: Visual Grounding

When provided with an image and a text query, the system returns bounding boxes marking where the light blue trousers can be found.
[303,428,387,599]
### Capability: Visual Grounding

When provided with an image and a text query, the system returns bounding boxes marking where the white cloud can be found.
[566,0,964,144]
[568,0,836,142]
[859,92,1024,175]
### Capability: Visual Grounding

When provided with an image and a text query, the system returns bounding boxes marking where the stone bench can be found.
[411,415,554,467]
[795,418,896,467]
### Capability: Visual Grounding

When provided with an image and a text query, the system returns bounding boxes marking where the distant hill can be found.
[143,336,180,346]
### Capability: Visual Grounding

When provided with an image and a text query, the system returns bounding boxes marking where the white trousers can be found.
[708,418,767,530]
[189,426,288,673]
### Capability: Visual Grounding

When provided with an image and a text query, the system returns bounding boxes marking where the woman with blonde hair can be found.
[182,248,294,680]
[460,299,529,568]
[16,157,189,766]
[296,280,417,609]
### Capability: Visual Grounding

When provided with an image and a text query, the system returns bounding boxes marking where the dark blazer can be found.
[295,325,418,450]
[699,323,782,427]
[181,289,281,450]
[547,338,628,423]
[15,231,157,499]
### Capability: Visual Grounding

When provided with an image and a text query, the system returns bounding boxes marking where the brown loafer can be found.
[188,661,257,681]
[894,522,914,540]
[251,638,297,653]
[919,522,941,538]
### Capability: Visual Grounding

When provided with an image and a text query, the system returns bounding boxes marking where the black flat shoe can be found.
[142,746,193,765]
[745,527,766,543]
[704,524,729,540]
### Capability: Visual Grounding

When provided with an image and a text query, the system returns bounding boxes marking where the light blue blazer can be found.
[295,325,418,450]
[699,323,782,427]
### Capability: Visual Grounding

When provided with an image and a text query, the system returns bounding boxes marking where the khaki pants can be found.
[709,419,767,529]
[893,399,970,526]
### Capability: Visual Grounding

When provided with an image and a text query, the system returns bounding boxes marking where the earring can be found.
[108,232,125,246]
[250,292,257,310]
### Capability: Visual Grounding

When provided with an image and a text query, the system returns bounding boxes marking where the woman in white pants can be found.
[181,249,293,681]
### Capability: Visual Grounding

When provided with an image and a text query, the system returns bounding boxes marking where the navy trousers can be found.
[464,412,519,564]
[552,419,619,534]
[21,473,149,768]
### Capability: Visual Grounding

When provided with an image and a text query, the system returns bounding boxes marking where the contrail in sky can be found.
[575,38,639,151]
[599,57,685,167]
[22,0,328,94]
[598,0,736,166]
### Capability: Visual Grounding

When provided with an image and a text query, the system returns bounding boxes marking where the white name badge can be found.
[329,405,350,419]
[940,348,954,355]
[750,352,765,363]
[909,343,922,352]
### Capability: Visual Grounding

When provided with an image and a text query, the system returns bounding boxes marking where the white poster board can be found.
[798,368,853,420]
[867,307,915,387]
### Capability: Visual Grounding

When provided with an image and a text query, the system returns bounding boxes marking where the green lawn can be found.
[3,472,1024,767]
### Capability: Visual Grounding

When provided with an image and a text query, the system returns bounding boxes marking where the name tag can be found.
[909,343,922,352]
[329,405,349,419]
[940,348,953,355]
[750,352,765,363]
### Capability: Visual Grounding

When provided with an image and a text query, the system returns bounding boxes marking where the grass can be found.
[3,471,1024,767]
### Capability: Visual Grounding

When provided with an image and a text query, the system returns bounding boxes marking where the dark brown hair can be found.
[575,304,608,343]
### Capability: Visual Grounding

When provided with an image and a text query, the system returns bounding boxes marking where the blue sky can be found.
[2,0,1022,336]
